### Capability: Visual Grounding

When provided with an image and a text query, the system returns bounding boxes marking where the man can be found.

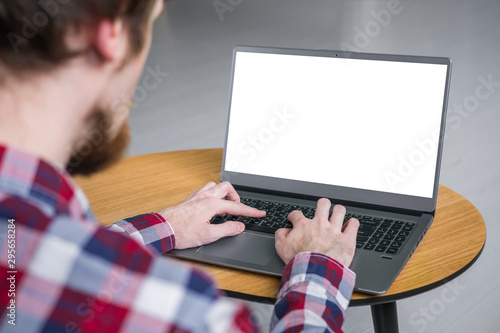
[0,0,360,332]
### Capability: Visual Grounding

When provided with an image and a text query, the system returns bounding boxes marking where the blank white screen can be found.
[225,52,448,198]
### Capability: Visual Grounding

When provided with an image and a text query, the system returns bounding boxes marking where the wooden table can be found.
[75,149,486,333]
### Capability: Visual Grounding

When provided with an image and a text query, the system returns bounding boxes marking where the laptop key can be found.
[244,223,277,234]
[372,232,383,239]
[395,236,406,242]
[368,238,379,244]
[386,247,398,255]
[357,235,369,243]
[271,216,285,223]
[360,219,378,226]
[275,211,287,218]
[364,243,376,251]
[383,235,395,241]
[275,206,287,212]
[262,221,275,227]
[253,202,264,209]
[242,198,254,205]
[375,245,387,252]
[358,229,375,237]
[360,224,376,231]
[379,240,391,246]
[304,211,315,219]
[211,217,226,224]
[356,242,364,249]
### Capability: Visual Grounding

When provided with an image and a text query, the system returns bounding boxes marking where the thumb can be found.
[274,228,293,265]
[275,227,292,241]
[209,221,245,240]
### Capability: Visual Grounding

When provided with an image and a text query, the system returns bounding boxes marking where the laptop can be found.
[169,46,452,295]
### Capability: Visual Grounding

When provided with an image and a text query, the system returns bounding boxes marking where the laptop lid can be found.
[221,46,452,213]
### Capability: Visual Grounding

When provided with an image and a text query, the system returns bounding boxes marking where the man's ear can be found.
[93,19,126,62]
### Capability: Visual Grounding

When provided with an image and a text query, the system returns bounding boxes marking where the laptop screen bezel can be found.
[221,46,452,213]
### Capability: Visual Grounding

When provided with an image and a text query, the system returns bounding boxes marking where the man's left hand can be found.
[158,181,265,249]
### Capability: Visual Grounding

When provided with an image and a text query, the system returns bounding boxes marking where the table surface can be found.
[75,149,486,306]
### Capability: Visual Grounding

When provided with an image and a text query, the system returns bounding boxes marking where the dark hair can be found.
[0,0,157,72]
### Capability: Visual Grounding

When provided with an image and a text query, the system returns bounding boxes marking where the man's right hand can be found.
[274,198,360,267]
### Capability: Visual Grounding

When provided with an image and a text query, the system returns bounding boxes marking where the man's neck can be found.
[0,67,97,169]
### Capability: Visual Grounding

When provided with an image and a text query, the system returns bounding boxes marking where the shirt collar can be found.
[0,145,94,222]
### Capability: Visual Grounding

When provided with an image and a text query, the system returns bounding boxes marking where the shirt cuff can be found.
[278,252,356,311]
[107,213,176,254]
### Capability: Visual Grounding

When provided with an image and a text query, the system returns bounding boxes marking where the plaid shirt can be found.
[0,145,355,332]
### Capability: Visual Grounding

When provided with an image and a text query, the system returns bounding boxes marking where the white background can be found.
[225,52,448,198]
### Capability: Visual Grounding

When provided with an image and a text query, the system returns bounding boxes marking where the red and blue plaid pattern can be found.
[0,145,355,332]
[107,213,176,254]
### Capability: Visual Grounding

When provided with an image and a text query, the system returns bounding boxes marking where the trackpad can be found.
[198,232,276,266]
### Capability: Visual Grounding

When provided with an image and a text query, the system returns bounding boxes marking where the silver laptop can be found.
[169,46,452,295]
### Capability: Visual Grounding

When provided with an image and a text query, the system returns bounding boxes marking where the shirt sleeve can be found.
[0,213,259,332]
[106,213,176,254]
[270,252,356,333]
[99,236,259,333]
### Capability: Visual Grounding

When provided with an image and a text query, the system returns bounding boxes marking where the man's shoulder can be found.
[0,196,223,331]
[0,191,55,234]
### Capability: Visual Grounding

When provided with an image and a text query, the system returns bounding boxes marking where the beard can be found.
[66,109,130,176]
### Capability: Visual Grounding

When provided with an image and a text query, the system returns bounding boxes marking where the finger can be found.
[288,210,306,227]
[315,198,331,220]
[198,181,217,193]
[330,205,346,231]
[342,217,356,232]
[342,218,360,244]
[275,227,292,240]
[274,228,292,265]
[217,200,266,217]
[206,181,240,202]
[208,221,245,242]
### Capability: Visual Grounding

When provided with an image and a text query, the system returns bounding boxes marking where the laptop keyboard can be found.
[210,197,415,255]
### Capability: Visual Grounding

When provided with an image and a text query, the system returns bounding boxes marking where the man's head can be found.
[0,0,165,175]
